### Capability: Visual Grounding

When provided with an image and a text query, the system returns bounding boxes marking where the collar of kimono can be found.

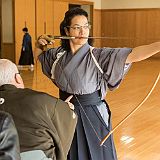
[100,72,160,146]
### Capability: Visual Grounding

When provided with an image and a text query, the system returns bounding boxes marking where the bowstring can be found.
[100,72,160,146]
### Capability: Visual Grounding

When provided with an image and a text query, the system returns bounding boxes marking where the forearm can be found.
[126,42,160,63]
[34,35,50,60]
[34,41,47,60]
[34,46,43,61]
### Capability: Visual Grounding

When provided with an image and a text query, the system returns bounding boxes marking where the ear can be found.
[64,27,69,36]
[15,73,23,85]
[15,73,24,88]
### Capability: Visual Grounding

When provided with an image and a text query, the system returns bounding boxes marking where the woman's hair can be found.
[0,59,19,86]
[60,7,93,51]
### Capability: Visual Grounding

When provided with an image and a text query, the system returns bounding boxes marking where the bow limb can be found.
[100,72,160,146]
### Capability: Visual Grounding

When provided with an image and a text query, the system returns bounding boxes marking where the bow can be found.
[100,72,160,146]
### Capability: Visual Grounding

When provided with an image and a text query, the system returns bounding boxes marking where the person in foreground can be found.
[0,111,21,160]
[34,7,160,160]
[0,59,77,160]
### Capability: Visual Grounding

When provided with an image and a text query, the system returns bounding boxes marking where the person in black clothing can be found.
[18,27,34,69]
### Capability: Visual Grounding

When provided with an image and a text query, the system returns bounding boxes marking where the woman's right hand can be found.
[36,35,55,51]
[65,95,76,119]
[34,35,54,59]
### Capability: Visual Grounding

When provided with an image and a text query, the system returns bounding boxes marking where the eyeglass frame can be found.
[66,24,92,31]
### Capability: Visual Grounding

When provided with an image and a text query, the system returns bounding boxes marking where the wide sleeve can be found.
[51,99,77,159]
[96,47,132,90]
[38,48,58,78]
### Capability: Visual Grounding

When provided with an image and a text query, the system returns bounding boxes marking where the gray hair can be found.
[0,59,19,86]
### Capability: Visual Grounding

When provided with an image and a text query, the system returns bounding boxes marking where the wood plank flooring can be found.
[20,57,160,160]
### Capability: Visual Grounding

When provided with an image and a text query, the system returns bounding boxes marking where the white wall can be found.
[102,0,160,9]
[85,0,101,9]
[2,0,13,43]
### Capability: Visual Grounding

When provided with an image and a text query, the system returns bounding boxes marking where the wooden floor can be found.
[20,57,160,160]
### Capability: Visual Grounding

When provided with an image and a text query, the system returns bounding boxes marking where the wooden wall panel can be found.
[15,0,25,64]
[135,10,160,46]
[1,0,15,61]
[101,11,118,47]
[53,0,68,47]
[36,0,54,37]
[101,9,160,58]
[45,0,54,35]
[1,43,15,60]
[116,10,136,47]
[101,10,136,48]
[135,10,148,46]
[36,0,45,37]
[26,0,36,59]
[93,9,101,47]
[15,0,35,64]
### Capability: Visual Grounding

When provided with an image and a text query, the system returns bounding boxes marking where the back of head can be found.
[22,27,28,32]
[0,59,19,86]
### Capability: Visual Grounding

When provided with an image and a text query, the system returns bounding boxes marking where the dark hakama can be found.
[19,33,34,65]
[39,43,132,160]
[60,90,117,160]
